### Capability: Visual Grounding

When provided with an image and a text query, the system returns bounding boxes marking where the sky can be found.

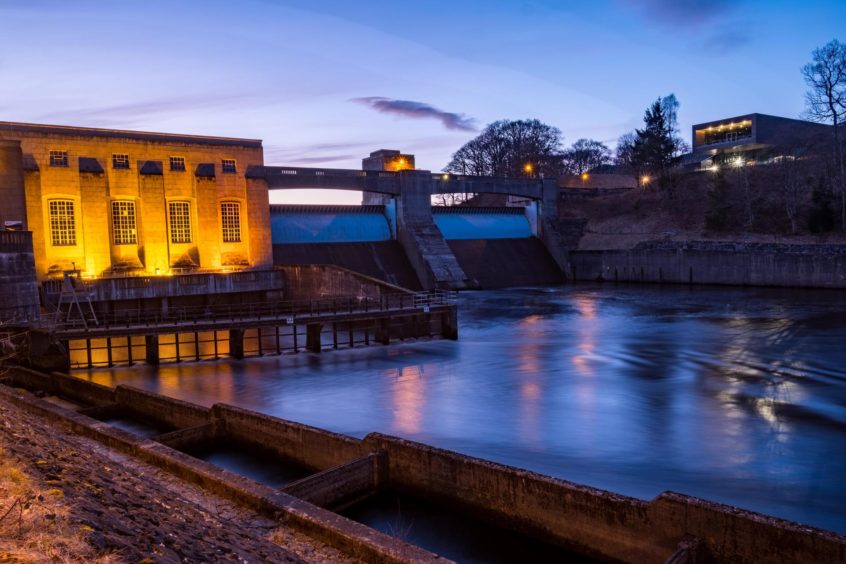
[1,0,844,204]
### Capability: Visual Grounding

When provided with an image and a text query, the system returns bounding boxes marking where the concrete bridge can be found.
[249,166,573,290]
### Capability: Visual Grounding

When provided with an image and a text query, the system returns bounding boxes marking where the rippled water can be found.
[79,284,846,533]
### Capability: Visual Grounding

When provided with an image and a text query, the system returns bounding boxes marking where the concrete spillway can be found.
[448,238,564,288]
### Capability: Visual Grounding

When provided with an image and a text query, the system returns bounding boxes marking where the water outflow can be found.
[79,284,846,534]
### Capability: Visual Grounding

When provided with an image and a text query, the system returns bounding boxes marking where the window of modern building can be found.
[112,153,130,169]
[169,156,186,171]
[49,150,68,167]
[221,159,237,173]
[48,199,76,246]
[220,202,242,243]
[168,201,192,244]
[111,200,137,245]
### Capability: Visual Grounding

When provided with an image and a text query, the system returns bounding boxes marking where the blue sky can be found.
[1,0,843,203]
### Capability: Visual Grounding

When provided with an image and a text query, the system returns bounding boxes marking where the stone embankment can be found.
[0,395,355,563]
[570,240,846,288]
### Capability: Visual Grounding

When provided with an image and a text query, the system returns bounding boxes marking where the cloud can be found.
[700,26,750,53]
[622,0,738,27]
[33,94,268,129]
[351,97,476,131]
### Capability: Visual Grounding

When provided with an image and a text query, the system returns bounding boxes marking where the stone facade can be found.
[0,122,272,281]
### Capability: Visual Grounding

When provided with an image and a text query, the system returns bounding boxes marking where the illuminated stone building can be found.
[690,113,833,169]
[0,122,272,281]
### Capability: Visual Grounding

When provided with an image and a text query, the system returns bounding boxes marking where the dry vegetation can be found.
[0,448,118,563]
[563,164,846,250]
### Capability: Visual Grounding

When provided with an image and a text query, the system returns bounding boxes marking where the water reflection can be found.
[79,284,846,533]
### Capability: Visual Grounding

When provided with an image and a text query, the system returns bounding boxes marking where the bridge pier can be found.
[375,318,391,345]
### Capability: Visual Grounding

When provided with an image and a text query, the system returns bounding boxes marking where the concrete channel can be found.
[2,367,845,563]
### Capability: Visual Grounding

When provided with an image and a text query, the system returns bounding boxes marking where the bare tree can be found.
[444,119,565,178]
[802,39,846,227]
[562,139,612,174]
[778,150,804,234]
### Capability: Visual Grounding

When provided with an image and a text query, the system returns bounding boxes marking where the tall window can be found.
[168,201,192,244]
[49,150,68,167]
[221,159,237,173]
[112,153,130,169]
[48,200,76,246]
[169,156,185,171]
[111,201,137,245]
[220,202,241,243]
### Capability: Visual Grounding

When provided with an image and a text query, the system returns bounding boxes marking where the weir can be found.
[259,164,572,290]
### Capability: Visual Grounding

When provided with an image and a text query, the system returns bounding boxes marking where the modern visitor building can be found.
[690,113,833,169]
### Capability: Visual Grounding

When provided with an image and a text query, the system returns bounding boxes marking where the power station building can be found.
[0,122,272,281]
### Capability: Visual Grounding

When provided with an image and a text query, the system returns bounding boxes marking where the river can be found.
[78,283,846,534]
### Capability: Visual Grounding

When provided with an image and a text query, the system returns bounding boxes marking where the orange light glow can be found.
[641,175,650,185]
[580,172,590,181]
[523,163,534,175]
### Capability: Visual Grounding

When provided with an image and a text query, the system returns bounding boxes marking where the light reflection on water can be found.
[79,284,846,533]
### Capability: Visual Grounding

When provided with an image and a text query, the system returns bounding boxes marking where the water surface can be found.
[79,284,846,533]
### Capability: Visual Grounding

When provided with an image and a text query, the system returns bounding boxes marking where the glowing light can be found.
[523,163,534,175]
[580,172,590,181]
[442,173,449,181]
[641,175,650,185]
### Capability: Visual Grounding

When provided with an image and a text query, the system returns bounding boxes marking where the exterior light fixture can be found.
[641,175,650,185]
[580,172,590,182]
[523,163,534,175]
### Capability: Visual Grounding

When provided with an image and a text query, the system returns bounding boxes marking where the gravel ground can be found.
[0,393,360,563]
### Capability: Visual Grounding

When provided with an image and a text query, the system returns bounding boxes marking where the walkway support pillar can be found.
[145,334,160,366]
[229,329,245,359]
[306,323,322,353]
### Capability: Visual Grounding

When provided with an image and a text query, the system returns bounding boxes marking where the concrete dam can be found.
[270,203,564,289]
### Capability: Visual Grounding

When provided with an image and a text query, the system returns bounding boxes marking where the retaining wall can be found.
[571,241,846,288]
[6,367,846,563]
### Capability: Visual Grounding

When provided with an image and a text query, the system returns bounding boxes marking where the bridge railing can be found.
[52,290,456,332]
[266,166,397,179]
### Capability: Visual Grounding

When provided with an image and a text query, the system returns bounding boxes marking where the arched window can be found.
[221,202,241,243]
[111,200,137,245]
[47,199,76,246]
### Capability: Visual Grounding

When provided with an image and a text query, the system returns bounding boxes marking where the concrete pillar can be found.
[0,140,27,230]
[375,318,391,345]
[229,329,245,359]
[145,335,160,365]
[306,323,322,353]
[539,177,575,279]
[395,170,469,290]
[442,310,458,340]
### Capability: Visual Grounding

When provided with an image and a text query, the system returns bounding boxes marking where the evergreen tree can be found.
[630,95,687,182]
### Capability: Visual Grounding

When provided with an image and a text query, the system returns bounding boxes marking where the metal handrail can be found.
[52,290,456,331]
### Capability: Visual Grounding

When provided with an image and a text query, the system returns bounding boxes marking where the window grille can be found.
[221,159,237,173]
[168,201,192,244]
[48,200,76,246]
[112,154,130,169]
[111,200,137,245]
[49,150,68,167]
[169,156,186,171]
[221,202,241,243]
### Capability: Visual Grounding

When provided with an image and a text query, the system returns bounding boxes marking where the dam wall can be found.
[571,241,846,289]
[0,231,40,322]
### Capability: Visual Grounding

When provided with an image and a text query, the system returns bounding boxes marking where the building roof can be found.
[0,121,263,148]
[692,112,832,130]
